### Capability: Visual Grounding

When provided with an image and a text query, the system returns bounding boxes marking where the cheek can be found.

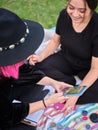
[84,11,91,18]
[66,8,72,16]
[80,13,85,18]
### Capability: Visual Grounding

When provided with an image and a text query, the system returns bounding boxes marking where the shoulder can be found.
[90,12,98,39]
[92,12,98,28]
[57,8,70,24]
[59,9,66,15]
[59,8,68,18]
[56,9,70,34]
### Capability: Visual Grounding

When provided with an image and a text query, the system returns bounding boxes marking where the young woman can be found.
[0,8,69,129]
[28,0,98,115]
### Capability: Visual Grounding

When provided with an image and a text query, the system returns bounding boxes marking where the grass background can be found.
[0,0,66,28]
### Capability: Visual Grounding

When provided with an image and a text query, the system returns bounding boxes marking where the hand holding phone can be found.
[63,85,88,96]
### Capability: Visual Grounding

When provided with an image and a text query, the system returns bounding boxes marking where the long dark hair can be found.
[67,0,98,11]
[86,0,98,10]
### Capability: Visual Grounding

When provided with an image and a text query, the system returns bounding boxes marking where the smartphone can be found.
[21,118,37,126]
[63,86,88,96]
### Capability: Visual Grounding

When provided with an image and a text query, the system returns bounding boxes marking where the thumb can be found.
[56,88,62,93]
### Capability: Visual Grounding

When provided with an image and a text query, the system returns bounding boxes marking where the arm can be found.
[39,33,61,61]
[62,56,98,114]
[80,56,98,87]
[28,33,61,65]
[0,87,66,127]
[29,92,66,114]
[37,76,72,92]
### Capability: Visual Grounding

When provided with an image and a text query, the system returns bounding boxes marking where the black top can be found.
[0,63,45,128]
[56,9,98,69]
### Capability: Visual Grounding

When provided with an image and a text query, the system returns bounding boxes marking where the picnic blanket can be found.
[37,103,98,130]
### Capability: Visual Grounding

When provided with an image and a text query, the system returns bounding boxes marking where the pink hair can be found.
[0,61,25,79]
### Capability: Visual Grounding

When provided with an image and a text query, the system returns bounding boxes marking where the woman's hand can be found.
[51,80,73,93]
[45,92,66,106]
[38,76,73,93]
[62,96,79,115]
[29,92,66,114]
[27,54,42,65]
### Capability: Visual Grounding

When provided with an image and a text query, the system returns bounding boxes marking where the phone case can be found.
[64,86,88,96]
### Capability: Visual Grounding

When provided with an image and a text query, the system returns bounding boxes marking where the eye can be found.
[79,9,86,13]
[68,5,74,10]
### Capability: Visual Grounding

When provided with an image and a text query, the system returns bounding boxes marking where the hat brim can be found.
[0,20,44,66]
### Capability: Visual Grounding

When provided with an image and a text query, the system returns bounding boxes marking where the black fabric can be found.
[2,123,36,130]
[77,79,98,104]
[36,51,76,84]
[0,63,48,129]
[35,9,98,104]
[0,82,29,128]
[56,9,98,68]
[14,62,46,85]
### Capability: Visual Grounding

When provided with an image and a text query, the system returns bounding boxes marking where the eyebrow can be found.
[68,3,86,10]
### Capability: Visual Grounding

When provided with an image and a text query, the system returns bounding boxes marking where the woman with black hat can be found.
[0,8,70,130]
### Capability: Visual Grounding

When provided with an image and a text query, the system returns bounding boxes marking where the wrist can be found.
[44,98,52,107]
[48,78,57,88]
[39,54,44,62]
[42,99,47,108]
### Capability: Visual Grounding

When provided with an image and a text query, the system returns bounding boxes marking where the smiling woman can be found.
[66,0,93,32]
[0,0,66,28]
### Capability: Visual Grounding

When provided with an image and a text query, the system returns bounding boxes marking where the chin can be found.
[72,19,82,24]
[71,17,83,24]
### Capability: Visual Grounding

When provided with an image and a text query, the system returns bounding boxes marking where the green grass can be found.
[0,0,98,28]
[0,0,66,28]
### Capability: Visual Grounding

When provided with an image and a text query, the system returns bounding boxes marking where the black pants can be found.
[1,85,49,130]
[2,123,36,130]
[35,51,98,104]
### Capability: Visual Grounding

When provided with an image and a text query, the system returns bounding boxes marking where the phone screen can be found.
[63,86,87,96]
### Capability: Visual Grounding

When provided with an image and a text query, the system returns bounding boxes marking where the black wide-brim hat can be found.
[0,8,44,66]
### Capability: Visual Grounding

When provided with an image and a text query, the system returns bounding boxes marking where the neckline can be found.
[70,14,94,34]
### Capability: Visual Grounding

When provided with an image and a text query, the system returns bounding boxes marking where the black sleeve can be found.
[56,9,69,35]
[0,86,29,128]
[15,63,46,86]
[12,102,29,124]
[91,13,98,57]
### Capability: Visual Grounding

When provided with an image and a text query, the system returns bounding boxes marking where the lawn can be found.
[0,0,66,28]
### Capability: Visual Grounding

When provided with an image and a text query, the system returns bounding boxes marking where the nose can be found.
[73,10,79,17]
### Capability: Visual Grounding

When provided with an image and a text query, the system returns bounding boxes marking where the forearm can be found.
[29,100,44,114]
[39,36,60,61]
[29,98,54,114]
[37,76,56,87]
[80,68,98,87]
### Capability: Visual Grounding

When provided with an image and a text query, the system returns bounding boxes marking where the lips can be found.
[72,16,80,21]
[71,16,81,23]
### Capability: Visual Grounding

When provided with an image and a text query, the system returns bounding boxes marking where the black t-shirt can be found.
[56,9,98,69]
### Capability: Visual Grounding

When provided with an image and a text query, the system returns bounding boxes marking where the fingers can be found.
[29,58,37,65]
[67,106,74,112]
[66,106,74,115]
[63,82,73,87]
[27,54,38,65]
[61,96,78,115]
[58,94,68,103]
[51,92,67,103]
[56,88,62,93]
[62,105,75,115]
